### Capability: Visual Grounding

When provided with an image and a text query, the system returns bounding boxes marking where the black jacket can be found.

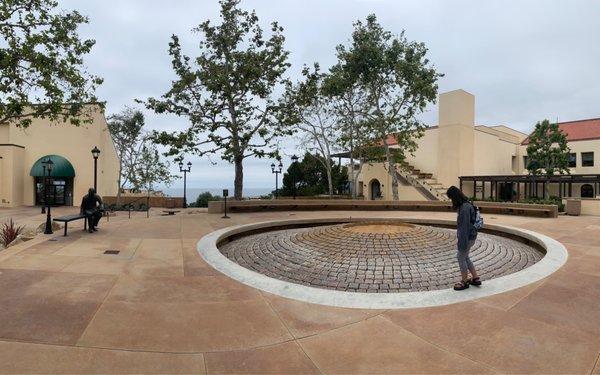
[457,202,478,251]
[80,194,103,214]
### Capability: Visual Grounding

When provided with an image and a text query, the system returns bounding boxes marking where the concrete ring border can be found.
[197,217,568,309]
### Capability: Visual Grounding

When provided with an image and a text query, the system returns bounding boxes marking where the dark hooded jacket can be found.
[457,202,478,251]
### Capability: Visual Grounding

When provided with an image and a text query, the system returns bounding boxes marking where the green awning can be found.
[30,155,76,177]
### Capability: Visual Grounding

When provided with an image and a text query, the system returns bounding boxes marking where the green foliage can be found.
[143,0,296,200]
[0,0,103,127]
[526,119,570,178]
[282,64,342,196]
[107,108,146,197]
[129,145,179,192]
[519,196,565,212]
[190,192,222,208]
[470,196,565,212]
[280,152,349,196]
[328,14,442,200]
[1,218,24,247]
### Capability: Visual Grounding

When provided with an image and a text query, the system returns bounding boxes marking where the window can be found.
[581,184,594,198]
[568,153,577,168]
[582,152,594,167]
[523,156,529,169]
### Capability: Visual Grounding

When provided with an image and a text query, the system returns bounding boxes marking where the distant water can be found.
[162,187,272,201]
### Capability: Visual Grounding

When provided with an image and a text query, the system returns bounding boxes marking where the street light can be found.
[44,158,54,234]
[271,160,283,199]
[179,159,192,208]
[41,163,47,214]
[91,146,101,191]
[291,155,299,200]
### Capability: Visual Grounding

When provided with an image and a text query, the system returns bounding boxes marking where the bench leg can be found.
[84,218,87,231]
[64,222,68,237]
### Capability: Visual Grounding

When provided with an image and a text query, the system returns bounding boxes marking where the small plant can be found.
[1,218,24,248]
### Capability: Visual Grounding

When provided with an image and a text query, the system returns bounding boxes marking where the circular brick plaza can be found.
[218,222,544,293]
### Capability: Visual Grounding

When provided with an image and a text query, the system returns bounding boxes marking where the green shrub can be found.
[192,192,222,208]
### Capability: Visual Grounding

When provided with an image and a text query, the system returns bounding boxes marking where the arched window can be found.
[581,184,594,198]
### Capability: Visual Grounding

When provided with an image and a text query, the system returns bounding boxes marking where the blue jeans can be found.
[457,239,476,273]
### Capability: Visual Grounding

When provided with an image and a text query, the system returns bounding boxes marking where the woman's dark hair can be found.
[446,186,469,210]
[88,188,96,198]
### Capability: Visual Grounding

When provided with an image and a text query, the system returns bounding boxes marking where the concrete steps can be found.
[395,163,449,201]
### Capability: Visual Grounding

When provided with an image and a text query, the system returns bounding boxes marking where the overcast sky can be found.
[61,0,600,190]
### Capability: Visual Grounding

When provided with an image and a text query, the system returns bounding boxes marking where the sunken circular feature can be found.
[218,221,544,293]
[342,221,415,234]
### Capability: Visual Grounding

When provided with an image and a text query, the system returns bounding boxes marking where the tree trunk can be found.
[349,126,356,199]
[234,157,244,200]
[384,141,399,201]
[116,168,122,207]
[326,158,333,197]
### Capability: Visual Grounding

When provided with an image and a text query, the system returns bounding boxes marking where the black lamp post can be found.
[41,164,46,214]
[179,160,192,208]
[44,158,54,234]
[291,155,299,199]
[271,160,283,199]
[91,146,101,191]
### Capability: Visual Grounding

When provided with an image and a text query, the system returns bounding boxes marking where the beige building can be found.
[354,89,600,201]
[0,105,120,207]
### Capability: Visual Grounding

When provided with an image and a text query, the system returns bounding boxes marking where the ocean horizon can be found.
[161,187,272,201]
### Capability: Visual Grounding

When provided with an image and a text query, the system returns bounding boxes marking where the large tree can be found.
[144,0,295,200]
[336,15,442,200]
[285,64,340,197]
[526,119,570,198]
[0,0,102,127]
[107,108,146,205]
[130,144,178,193]
[322,62,369,199]
[280,152,348,197]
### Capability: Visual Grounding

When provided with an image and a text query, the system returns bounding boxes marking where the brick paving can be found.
[219,222,544,292]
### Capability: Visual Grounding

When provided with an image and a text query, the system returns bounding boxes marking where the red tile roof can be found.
[521,118,600,145]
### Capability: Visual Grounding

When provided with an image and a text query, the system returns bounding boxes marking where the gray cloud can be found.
[61,0,600,189]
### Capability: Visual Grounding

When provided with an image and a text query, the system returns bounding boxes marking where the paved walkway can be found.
[0,208,598,373]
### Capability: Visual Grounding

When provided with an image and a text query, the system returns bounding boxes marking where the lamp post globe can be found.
[179,159,192,208]
[91,146,100,192]
[271,160,283,199]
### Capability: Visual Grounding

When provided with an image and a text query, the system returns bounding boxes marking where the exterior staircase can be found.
[396,162,449,201]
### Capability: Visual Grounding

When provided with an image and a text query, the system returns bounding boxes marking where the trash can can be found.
[566,199,581,216]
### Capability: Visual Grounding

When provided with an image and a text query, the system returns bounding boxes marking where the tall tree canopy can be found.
[284,64,340,197]
[526,119,570,197]
[144,0,295,200]
[0,0,102,127]
[280,152,348,197]
[335,15,442,200]
[107,108,146,204]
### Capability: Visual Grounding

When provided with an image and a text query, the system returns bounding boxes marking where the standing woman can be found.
[446,186,482,290]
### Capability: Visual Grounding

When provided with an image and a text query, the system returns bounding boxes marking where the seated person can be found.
[80,188,103,233]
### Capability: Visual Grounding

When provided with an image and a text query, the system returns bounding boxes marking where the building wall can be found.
[0,106,120,207]
[404,128,439,178]
[473,129,517,176]
[358,163,429,201]
[436,90,475,188]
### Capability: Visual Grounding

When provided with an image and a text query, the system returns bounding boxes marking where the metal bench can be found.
[162,210,180,216]
[53,214,88,236]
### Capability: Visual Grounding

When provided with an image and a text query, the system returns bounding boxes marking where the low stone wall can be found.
[207,199,558,218]
[103,196,185,208]
[580,198,600,216]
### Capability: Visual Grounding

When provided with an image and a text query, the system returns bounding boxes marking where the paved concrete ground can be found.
[0,207,598,373]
